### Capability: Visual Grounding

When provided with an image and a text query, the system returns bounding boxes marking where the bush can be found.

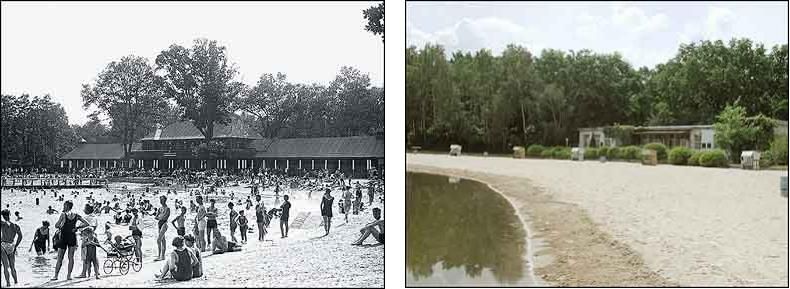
[607,147,622,160]
[769,136,788,166]
[539,147,555,158]
[688,151,704,166]
[621,146,641,160]
[668,147,695,165]
[584,148,599,159]
[552,147,571,160]
[698,149,730,167]
[598,147,611,159]
[643,143,668,161]
[526,144,546,157]
[760,150,774,168]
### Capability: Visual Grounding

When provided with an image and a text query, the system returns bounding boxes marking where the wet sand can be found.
[408,153,788,287]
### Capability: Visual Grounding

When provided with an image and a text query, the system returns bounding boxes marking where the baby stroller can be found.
[100,235,142,275]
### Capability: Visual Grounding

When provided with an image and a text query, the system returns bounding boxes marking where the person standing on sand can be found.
[194,196,207,252]
[206,199,218,247]
[238,210,248,244]
[320,189,334,236]
[1,209,23,287]
[172,206,186,237]
[228,202,238,243]
[280,195,291,238]
[154,196,171,261]
[130,209,143,262]
[342,187,352,222]
[255,195,267,241]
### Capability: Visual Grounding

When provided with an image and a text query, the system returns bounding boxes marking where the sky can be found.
[408,1,788,69]
[1,1,383,126]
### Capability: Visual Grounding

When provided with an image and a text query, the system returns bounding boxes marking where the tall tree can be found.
[81,55,167,164]
[239,73,298,138]
[363,2,384,42]
[155,38,245,160]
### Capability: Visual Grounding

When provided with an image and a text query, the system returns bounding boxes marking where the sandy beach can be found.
[407,153,788,287]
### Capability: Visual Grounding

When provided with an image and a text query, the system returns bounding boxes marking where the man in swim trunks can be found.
[194,196,207,252]
[352,207,384,246]
[205,199,218,247]
[155,196,171,261]
[279,195,291,238]
[1,209,23,287]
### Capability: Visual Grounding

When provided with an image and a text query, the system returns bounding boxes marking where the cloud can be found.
[406,17,541,55]
[678,6,737,45]
[611,4,670,34]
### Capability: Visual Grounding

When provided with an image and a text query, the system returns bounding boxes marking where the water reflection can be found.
[406,172,528,286]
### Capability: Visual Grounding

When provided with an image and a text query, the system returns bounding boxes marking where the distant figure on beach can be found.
[14,211,22,221]
[320,189,334,236]
[237,210,248,244]
[280,195,291,238]
[154,236,197,281]
[183,235,202,278]
[1,209,23,287]
[255,195,267,241]
[211,229,242,254]
[194,195,207,252]
[130,209,143,262]
[352,207,384,246]
[342,187,352,222]
[228,202,238,243]
[46,206,58,215]
[206,199,218,247]
[31,221,51,256]
[52,200,90,281]
[155,196,171,261]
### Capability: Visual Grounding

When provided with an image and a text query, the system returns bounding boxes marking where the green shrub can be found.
[688,151,704,166]
[643,143,668,161]
[760,150,774,168]
[769,136,788,166]
[539,147,555,158]
[607,147,622,160]
[598,147,611,159]
[526,144,546,157]
[621,146,641,160]
[668,147,695,165]
[583,148,599,159]
[552,147,571,159]
[699,149,730,167]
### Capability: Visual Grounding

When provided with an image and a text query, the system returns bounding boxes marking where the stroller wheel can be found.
[132,259,142,272]
[119,261,130,275]
[103,259,114,274]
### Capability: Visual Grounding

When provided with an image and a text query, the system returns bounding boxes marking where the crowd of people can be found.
[0,167,385,286]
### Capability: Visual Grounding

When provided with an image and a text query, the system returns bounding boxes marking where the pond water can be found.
[406,172,537,287]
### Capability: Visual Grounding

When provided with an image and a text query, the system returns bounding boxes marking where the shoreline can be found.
[407,163,677,287]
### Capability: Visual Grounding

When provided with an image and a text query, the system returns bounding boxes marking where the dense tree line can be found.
[406,38,788,152]
[1,94,78,167]
[2,38,383,168]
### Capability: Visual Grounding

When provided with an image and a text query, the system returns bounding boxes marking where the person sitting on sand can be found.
[183,235,202,278]
[352,208,384,246]
[154,236,197,281]
[46,206,59,215]
[211,229,242,254]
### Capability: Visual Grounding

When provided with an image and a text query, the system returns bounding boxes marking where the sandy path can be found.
[408,153,788,287]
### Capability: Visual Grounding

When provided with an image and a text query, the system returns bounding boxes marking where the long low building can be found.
[61,120,385,177]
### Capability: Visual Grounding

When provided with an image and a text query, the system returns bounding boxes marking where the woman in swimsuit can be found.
[320,189,334,236]
[155,196,171,261]
[31,221,50,256]
[51,200,90,281]
[130,209,143,262]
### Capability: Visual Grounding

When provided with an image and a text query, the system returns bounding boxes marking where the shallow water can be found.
[406,172,536,287]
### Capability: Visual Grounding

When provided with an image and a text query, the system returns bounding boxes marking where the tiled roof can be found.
[61,144,125,160]
[140,120,262,141]
[252,136,384,158]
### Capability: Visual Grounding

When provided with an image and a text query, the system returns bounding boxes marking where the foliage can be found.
[688,151,704,166]
[362,3,384,42]
[552,147,571,160]
[668,147,695,165]
[760,150,774,168]
[698,149,730,167]
[713,105,775,159]
[81,55,168,160]
[155,38,245,144]
[620,146,642,160]
[406,39,788,153]
[583,148,598,159]
[643,143,668,161]
[607,147,622,160]
[598,147,611,159]
[191,140,226,160]
[526,144,545,157]
[539,148,554,158]
[769,135,788,165]
[603,125,636,146]
[1,94,78,168]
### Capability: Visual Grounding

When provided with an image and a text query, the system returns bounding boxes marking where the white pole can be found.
[324,160,327,170]
[299,160,302,169]
[312,160,315,170]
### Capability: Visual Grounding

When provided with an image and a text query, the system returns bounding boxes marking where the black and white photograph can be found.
[1,1,384,287]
